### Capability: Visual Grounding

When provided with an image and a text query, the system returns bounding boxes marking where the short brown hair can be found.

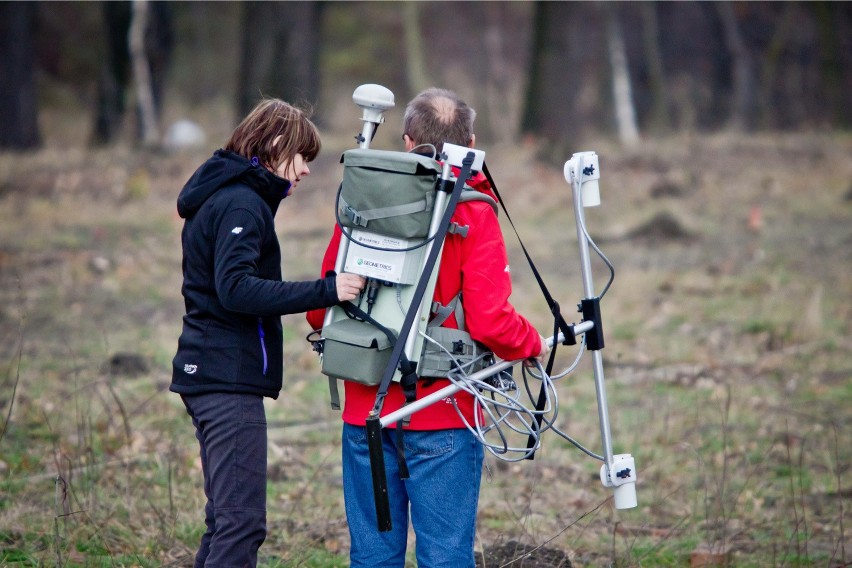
[403,88,476,152]
[225,98,321,171]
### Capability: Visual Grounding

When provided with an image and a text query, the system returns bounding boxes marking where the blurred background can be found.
[3,1,851,152]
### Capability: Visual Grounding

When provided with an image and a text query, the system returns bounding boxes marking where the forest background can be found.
[0,1,850,567]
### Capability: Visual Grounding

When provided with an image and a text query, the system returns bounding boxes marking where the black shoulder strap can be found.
[482,163,573,460]
[482,164,574,347]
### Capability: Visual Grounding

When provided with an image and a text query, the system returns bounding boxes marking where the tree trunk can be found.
[758,3,796,128]
[403,2,429,96]
[520,1,549,137]
[270,2,323,109]
[521,1,576,141]
[237,2,323,118]
[92,1,170,146]
[604,4,640,146]
[716,2,756,131]
[639,2,670,132]
[480,3,514,145]
[0,2,40,149]
[93,2,132,145]
[812,1,848,127]
[130,0,160,147]
[237,2,276,116]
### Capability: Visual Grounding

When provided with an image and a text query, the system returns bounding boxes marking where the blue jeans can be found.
[181,393,267,568]
[342,423,484,568]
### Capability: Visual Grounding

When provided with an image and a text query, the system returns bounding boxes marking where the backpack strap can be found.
[339,195,431,229]
[481,163,572,460]
[447,189,497,238]
[458,188,498,213]
[429,292,464,329]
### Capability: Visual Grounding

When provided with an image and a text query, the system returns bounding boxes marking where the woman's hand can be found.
[335,273,366,302]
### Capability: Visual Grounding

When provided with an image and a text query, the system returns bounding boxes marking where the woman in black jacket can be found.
[171,99,365,567]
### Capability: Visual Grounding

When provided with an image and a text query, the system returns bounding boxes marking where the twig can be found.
[0,330,23,445]
[797,432,809,562]
[106,380,133,446]
[781,419,801,567]
[54,475,66,566]
[0,273,25,445]
[497,497,610,567]
[831,423,847,565]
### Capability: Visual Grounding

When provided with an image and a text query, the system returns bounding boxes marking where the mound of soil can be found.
[477,540,572,567]
[625,211,696,242]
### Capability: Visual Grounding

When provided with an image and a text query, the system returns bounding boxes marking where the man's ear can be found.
[403,134,415,152]
[468,134,476,148]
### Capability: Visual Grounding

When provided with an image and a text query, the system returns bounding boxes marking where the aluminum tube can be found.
[401,162,454,363]
[359,121,377,150]
[571,164,614,468]
[380,333,565,427]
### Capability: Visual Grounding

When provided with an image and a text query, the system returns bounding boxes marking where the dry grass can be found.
[0,129,850,566]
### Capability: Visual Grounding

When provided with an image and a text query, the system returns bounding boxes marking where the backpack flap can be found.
[321,318,394,386]
[339,149,441,239]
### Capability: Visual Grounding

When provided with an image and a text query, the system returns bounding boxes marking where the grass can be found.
[1,131,850,566]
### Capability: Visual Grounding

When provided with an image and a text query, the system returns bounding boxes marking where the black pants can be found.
[181,392,267,568]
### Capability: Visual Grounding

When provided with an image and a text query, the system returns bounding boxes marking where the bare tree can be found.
[0,2,40,149]
[93,1,172,146]
[130,0,160,146]
[811,1,850,127]
[236,2,323,118]
[403,2,429,95]
[480,3,515,145]
[604,3,639,145]
[93,2,131,145]
[521,1,578,141]
[758,3,796,129]
[716,2,756,131]
[639,2,670,132]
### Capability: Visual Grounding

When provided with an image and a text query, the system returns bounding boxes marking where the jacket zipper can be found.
[258,317,268,375]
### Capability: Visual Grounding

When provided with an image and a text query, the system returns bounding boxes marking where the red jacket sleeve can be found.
[306,226,342,330]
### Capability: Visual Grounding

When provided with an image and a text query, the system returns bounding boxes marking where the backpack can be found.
[319,148,497,408]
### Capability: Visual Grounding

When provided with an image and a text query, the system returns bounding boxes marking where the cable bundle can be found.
[419,332,604,462]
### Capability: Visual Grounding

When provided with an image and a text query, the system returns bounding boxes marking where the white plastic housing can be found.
[442,142,485,172]
[564,151,601,207]
[600,453,638,509]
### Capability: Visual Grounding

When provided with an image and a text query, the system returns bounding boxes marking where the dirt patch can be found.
[624,210,697,242]
[477,540,572,567]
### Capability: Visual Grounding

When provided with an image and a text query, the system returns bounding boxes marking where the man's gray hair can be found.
[402,88,476,152]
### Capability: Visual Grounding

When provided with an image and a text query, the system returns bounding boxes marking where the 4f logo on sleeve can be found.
[184,364,198,374]
[231,227,244,235]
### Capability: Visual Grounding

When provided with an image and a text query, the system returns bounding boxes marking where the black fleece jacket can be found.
[171,150,338,398]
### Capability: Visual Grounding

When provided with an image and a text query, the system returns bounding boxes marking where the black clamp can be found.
[580,297,605,351]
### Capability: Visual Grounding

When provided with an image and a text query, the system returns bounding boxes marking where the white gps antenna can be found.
[352,84,395,149]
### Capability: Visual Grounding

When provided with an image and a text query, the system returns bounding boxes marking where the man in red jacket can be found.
[307,87,547,568]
